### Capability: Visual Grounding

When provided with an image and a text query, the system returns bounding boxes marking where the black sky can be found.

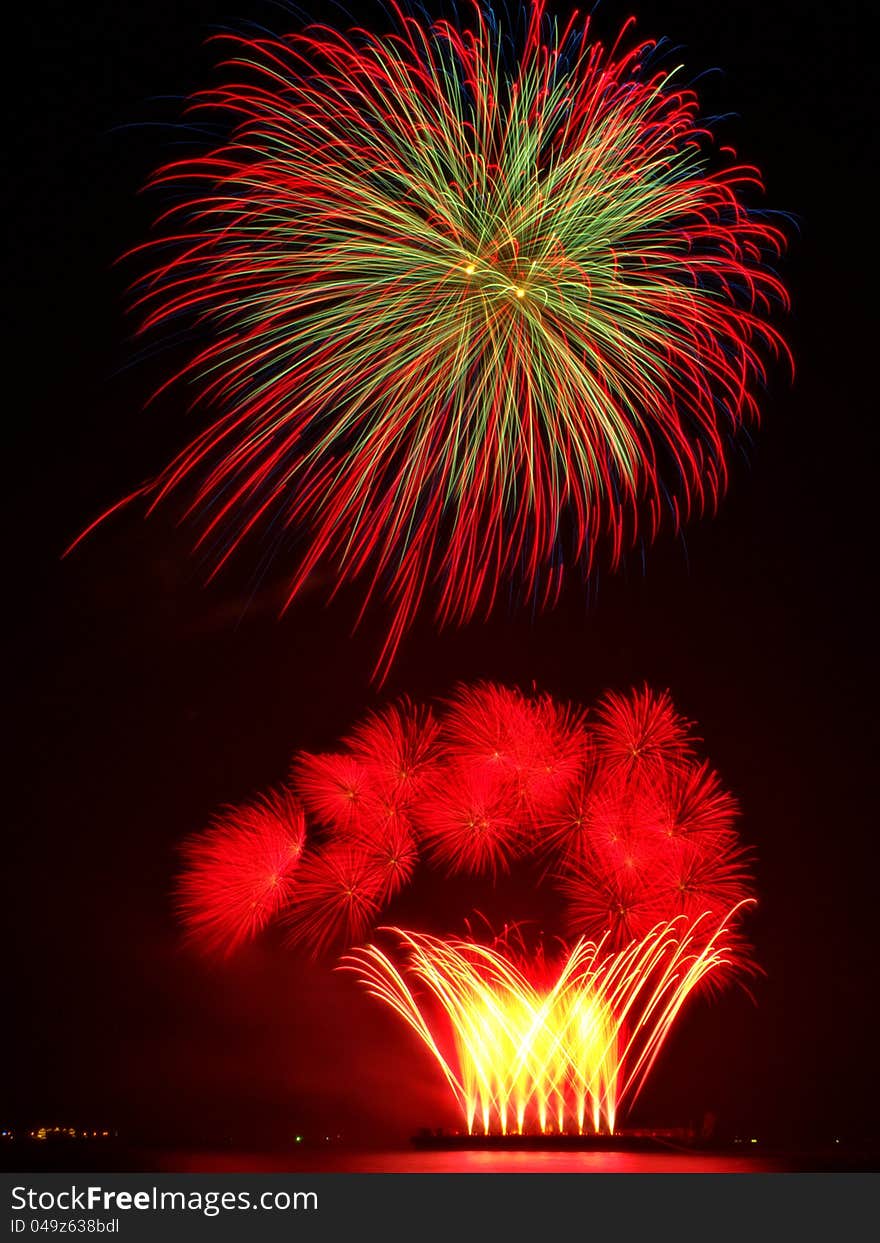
[6,0,878,1149]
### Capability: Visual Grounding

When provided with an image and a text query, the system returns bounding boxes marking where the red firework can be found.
[344,699,442,805]
[649,760,740,846]
[512,697,589,819]
[592,685,696,782]
[290,752,373,835]
[414,764,522,876]
[540,777,594,865]
[657,838,754,922]
[442,683,533,769]
[176,683,756,966]
[560,866,666,948]
[359,821,420,902]
[443,683,586,815]
[285,845,386,955]
[75,3,789,681]
[177,789,305,955]
[581,773,664,879]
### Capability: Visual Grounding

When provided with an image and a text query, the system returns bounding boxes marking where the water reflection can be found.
[158,1148,787,1174]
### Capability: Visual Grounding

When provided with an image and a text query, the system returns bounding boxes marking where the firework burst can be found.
[290,752,374,835]
[177,789,305,955]
[360,821,421,902]
[450,684,587,807]
[285,845,387,955]
[86,1,788,679]
[415,763,522,876]
[344,699,442,803]
[592,686,695,781]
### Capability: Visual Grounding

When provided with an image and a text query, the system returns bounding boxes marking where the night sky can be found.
[7,0,877,1150]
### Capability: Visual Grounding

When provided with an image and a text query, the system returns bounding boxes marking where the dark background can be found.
[6,0,877,1151]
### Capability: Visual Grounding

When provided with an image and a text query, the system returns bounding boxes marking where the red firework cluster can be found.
[177,685,754,958]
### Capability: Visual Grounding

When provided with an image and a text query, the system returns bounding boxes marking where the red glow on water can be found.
[157,1148,789,1174]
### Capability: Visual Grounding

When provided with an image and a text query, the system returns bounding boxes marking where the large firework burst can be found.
[88,1,788,679]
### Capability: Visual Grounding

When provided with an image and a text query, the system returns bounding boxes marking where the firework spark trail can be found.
[345,907,749,1135]
[80,2,789,680]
